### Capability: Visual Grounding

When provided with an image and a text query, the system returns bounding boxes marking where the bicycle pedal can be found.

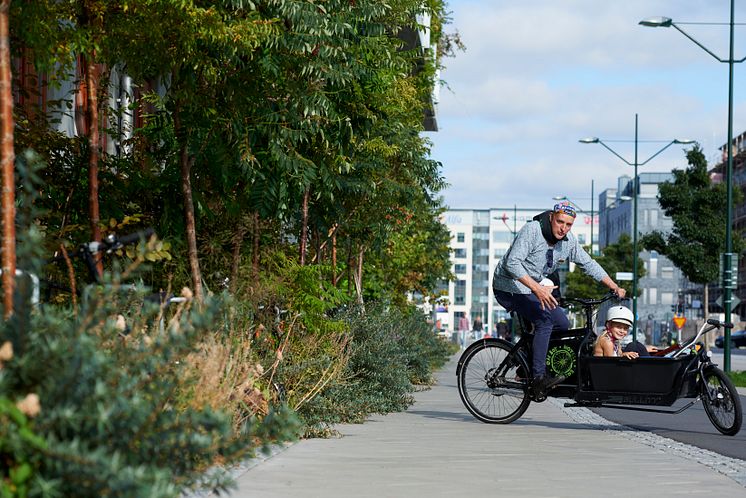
[532,392,547,403]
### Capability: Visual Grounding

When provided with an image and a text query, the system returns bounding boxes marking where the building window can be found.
[649,209,658,227]
[492,232,514,243]
[661,292,674,305]
[454,264,467,274]
[647,287,658,305]
[577,233,586,244]
[494,248,506,258]
[454,248,467,259]
[457,232,465,243]
[648,257,658,277]
[454,280,466,305]
[661,267,674,279]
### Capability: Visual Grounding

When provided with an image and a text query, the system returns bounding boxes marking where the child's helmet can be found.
[606,306,634,327]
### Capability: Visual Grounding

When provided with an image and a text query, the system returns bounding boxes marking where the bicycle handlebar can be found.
[107,228,155,251]
[706,318,734,329]
[48,228,156,264]
[560,291,622,308]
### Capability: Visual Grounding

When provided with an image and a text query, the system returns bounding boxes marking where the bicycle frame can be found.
[457,294,742,434]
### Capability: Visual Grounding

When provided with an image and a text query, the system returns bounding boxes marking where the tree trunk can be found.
[313,228,321,264]
[0,0,15,318]
[346,237,352,296]
[331,227,337,286]
[704,283,712,349]
[252,211,260,281]
[299,188,309,265]
[354,245,364,305]
[83,53,102,277]
[174,105,203,302]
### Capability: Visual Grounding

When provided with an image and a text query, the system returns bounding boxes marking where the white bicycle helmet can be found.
[606,305,634,327]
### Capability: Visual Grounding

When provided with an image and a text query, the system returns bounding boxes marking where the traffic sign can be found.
[673,316,686,330]
[715,294,741,308]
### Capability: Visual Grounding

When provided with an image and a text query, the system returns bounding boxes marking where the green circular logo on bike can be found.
[546,345,576,378]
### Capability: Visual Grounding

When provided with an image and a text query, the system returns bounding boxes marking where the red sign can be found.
[673,316,687,329]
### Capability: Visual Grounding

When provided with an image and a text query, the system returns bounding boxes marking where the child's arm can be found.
[594,336,614,357]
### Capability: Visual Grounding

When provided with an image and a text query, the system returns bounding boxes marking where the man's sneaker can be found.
[531,374,566,401]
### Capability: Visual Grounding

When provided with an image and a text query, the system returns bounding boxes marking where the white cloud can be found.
[431,0,746,209]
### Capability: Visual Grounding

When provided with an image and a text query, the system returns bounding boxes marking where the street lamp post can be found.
[580,115,694,343]
[640,3,745,372]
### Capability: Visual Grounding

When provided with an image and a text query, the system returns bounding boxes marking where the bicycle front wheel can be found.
[701,366,742,436]
[457,340,530,424]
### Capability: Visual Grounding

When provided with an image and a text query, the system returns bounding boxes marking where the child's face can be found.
[606,320,630,341]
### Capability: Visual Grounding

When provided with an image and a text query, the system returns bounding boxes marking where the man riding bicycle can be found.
[491,202,626,399]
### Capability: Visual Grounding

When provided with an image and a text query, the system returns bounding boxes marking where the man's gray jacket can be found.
[492,220,608,295]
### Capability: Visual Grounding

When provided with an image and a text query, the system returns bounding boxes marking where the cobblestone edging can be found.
[549,397,746,488]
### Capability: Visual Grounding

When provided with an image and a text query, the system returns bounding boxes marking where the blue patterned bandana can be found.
[552,202,576,218]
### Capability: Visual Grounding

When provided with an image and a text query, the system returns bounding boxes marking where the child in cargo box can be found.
[594,305,658,359]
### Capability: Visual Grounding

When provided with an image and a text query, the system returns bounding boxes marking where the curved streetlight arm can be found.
[592,139,693,167]
[595,140,633,166]
[669,23,727,62]
[642,19,746,63]
[638,140,678,165]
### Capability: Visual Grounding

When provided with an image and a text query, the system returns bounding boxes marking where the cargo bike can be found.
[456,293,743,435]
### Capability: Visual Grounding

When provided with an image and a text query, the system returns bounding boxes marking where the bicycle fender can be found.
[456,337,516,375]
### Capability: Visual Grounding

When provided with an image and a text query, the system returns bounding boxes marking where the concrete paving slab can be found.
[217,355,746,498]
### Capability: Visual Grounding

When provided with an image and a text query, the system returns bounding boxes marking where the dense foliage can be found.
[2,1,458,495]
[564,233,645,300]
[641,146,744,285]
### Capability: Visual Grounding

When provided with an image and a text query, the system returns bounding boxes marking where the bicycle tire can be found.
[701,366,742,436]
[457,339,530,424]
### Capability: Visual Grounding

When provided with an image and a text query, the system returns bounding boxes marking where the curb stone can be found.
[548,397,746,488]
[182,442,296,498]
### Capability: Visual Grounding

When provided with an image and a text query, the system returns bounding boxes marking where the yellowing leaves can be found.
[123,238,172,262]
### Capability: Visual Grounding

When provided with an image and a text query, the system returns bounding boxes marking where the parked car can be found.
[715,329,746,349]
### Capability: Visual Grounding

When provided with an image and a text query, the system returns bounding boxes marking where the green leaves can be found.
[566,233,645,300]
[640,145,744,284]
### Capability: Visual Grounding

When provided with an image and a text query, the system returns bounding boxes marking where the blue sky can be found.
[427,0,746,211]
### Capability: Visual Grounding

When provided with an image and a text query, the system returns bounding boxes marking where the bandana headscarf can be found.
[553,201,577,218]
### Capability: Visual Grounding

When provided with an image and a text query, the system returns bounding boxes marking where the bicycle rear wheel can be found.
[701,366,742,436]
[457,340,530,424]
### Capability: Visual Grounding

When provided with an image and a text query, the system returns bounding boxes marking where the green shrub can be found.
[0,197,299,496]
[0,393,46,498]
[0,284,301,497]
[293,302,451,433]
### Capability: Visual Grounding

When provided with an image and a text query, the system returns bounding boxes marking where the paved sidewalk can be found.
[223,355,746,498]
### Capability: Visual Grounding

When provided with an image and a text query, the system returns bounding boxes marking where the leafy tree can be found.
[565,233,645,300]
[642,145,744,285]
[641,146,743,319]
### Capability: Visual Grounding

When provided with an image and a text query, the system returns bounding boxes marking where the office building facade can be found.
[440,207,596,334]
[597,172,686,343]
